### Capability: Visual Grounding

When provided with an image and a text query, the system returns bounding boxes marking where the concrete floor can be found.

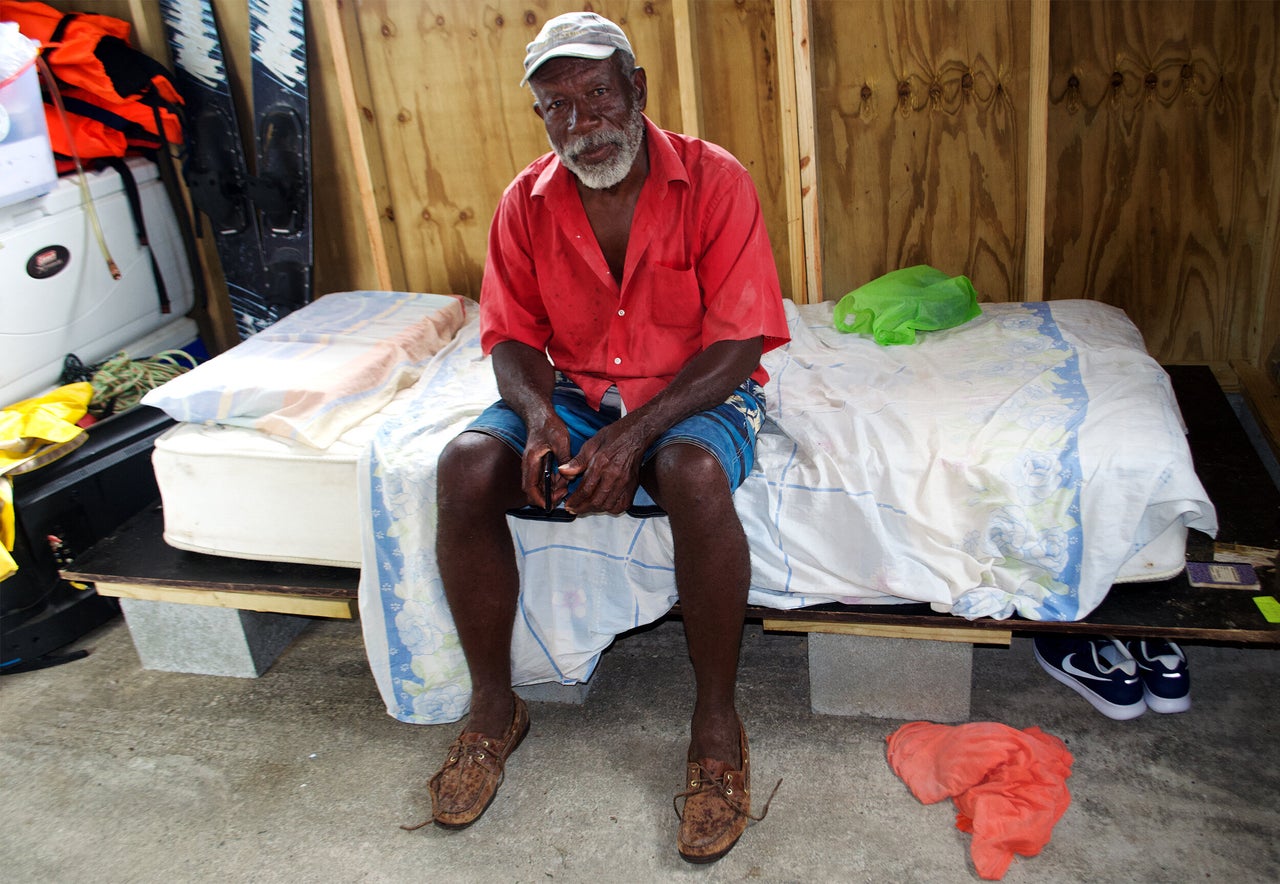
[1,614,1277,883]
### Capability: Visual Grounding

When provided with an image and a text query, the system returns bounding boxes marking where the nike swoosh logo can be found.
[1061,653,1111,682]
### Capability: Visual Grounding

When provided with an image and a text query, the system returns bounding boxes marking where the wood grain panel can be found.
[810,0,1032,303]
[690,1,795,301]
[309,0,407,295]
[351,1,682,298]
[43,0,1280,377]
[1044,0,1280,364]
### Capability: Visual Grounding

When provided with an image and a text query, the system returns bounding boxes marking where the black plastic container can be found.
[1,405,174,671]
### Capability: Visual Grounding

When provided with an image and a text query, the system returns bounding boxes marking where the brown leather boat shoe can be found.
[405,693,530,831]
[674,720,779,863]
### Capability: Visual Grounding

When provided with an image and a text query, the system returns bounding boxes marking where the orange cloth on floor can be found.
[886,721,1074,880]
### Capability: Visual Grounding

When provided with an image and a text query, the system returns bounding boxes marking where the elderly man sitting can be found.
[410,12,790,863]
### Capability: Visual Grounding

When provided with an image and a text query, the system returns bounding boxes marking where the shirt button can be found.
[617,309,625,317]
[613,357,622,365]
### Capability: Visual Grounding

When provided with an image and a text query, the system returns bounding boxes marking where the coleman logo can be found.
[27,245,70,279]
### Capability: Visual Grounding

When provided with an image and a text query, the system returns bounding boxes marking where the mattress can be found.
[152,383,418,568]
[148,289,469,566]
[153,355,1194,580]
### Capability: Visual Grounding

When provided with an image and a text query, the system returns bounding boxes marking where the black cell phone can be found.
[507,452,576,522]
[542,451,557,514]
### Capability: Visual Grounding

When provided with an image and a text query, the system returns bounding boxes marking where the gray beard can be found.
[552,108,645,190]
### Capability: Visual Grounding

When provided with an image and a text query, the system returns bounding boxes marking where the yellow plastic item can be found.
[1,383,93,581]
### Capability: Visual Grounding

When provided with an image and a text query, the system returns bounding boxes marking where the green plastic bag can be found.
[833,265,981,345]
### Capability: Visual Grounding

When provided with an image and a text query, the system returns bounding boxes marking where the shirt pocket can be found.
[645,263,705,330]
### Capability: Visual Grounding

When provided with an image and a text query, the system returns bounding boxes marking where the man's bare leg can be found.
[436,431,527,737]
[644,443,749,766]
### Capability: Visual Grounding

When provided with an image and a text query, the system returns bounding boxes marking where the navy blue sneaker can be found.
[1127,639,1191,714]
[1033,635,1146,720]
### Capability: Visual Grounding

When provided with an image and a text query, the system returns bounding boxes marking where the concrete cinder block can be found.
[515,680,592,705]
[119,598,310,678]
[808,632,973,722]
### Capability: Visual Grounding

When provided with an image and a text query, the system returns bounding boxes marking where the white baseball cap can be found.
[520,12,634,86]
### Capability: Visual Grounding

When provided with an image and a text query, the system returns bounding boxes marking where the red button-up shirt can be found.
[480,116,791,410]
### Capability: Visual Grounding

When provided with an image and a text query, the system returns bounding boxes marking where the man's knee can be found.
[645,443,733,513]
[438,431,521,508]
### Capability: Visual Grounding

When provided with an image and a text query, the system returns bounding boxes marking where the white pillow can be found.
[142,291,468,448]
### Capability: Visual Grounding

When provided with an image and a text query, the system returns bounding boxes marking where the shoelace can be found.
[401,738,506,832]
[673,762,782,823]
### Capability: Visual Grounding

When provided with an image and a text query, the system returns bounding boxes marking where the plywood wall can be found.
[809,0,1033,303]
[334,0,794,300]
[687,0,793,303]
[346,2,665,297]
[1044,0,1280,365]
[70,0,1280,374]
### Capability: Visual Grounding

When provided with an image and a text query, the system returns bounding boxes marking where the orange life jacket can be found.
[0,0,182,170]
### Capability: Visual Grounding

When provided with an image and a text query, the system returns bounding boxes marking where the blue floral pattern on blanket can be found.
[360,326,488,724]
[950,303,1087,619]
[357,300,1215,725]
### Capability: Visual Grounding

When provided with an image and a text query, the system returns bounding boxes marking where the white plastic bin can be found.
[0,59,56,208]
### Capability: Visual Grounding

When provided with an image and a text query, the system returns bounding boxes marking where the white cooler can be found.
[0,157,197,407]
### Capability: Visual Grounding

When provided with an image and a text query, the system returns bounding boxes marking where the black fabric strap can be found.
[46,12,79,54]
[100,156,172,314]
[151,104,207,312]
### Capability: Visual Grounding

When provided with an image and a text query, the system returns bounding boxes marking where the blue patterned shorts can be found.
[466,375,766,506]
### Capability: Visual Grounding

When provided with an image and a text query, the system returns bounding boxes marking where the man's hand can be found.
[492,340,571,511]
[558,337,764,515]
[557,416,647,515]
[521,416,571,511]
[495,336,763,515]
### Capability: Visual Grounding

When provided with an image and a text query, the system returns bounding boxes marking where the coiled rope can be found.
[60,349,197,417]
